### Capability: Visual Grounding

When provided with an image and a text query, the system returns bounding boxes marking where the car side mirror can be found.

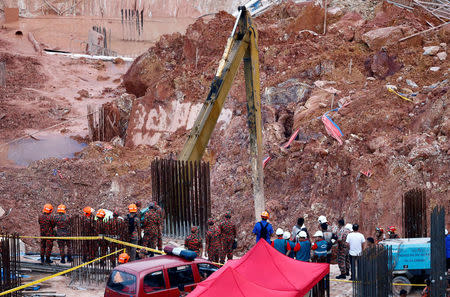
[178,284,185,291]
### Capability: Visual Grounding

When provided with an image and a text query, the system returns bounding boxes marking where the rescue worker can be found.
[142,202,161,249]
[205,218,222,263]
[321,222,336,263]
[292,231,311,262]
[96,209,108,259]
[388,226,399,239]
[153,202,165,250]
[421,279,430,297]
[336,223,352,279]
[185,226,202,256]
[283,231,296,258]
[219,211,237,263]
[311,231,328,263]
[54,204,72,263]
[81,206,95,262]
[38,204,56,264]
[126,204,140,261]
[114,253,131,283]
[375,227,385,243]
[252,211,274,243]
[292,217,308,241]
[271,228,291,255]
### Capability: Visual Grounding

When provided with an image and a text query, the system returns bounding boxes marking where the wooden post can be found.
[0,62,5,87]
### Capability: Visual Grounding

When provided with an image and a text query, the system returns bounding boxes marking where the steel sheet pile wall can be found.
[0,233,21,297]
[402,188,427,238]
[430,206,446,297]
[70,216,128,285]
[353,245,392,297]
[152,159,211,238]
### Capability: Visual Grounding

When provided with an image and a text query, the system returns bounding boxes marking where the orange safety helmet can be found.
[83,206,93,217]
[96,209,106,218]
[261,211,269,219]
[43,204,53,214]
[128,204,138,213]
[118,252,130,264]
[57,204,66,213]
[388,226,397,233]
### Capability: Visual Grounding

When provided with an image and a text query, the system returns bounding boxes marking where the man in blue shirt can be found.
[252,211,274,243]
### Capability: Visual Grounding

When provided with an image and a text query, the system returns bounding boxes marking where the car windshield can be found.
[107,270,137,294]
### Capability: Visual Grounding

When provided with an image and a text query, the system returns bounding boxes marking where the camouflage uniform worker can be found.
[127,204,140,261]
[54,204,73,263]
[38,204,56,264]
[336,222,352,279]
[142,203,162,250]
[205,218,222,263]
[81,206,96,262]
[185,226,202,256]
[219,211,237,263]
[154,202,165,250]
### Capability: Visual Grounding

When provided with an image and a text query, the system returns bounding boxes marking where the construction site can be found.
[0,0,449,296]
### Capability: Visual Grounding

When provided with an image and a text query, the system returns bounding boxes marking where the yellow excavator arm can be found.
[178,6,265,221]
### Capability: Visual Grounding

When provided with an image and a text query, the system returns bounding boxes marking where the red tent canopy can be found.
[188,239,329,297]
[190,267,300,297]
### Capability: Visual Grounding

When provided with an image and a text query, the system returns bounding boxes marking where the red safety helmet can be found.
[83,206,93,217]
[43,204,53,214]
[96,209,106,219]
[388,226,397,233]
[376,227,384,233]
[57,204,66,213]
[118,252,130,264]
[128,204,137,213]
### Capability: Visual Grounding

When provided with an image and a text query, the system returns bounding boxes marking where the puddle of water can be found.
[11,16,195,57]
[6,136,86,166]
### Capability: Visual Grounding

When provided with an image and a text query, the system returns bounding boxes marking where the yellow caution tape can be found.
[330,279,426,286]
[0,248,125,296]
[103,236,166,255]
[388,87,413,102]
[103,237,224,266]
[19,236,101,240]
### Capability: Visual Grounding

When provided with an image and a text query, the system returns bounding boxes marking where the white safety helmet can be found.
[318,215,327,224]
[345,223,353,231]
[298,231,308,238]
[283,231,291,240]
[276,228,284,236]
[313,231,324,237]
[446,229,448,235]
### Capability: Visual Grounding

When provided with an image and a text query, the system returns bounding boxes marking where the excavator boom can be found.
[178,7,264,221]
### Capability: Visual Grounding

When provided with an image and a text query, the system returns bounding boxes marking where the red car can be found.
[104,255,220,297]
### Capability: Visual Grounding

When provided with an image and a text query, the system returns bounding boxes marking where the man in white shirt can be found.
[345,224,365,280]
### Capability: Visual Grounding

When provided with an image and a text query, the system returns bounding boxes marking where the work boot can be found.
[336,274,346,279]
[67,255,73,263]
[40,255,45,265]
[60,255,66,264]
[45,256,53,264]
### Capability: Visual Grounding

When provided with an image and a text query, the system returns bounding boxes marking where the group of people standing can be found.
[37,201,165,264]
[184,211,237,263]
[252,211,400,280]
